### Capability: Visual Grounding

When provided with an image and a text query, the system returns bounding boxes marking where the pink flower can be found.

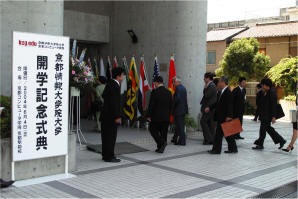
[84,71,88,75]
[72,70,75,75]
[85,78,88,82]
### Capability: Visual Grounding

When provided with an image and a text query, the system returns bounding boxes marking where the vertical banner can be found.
[12,32,69,161]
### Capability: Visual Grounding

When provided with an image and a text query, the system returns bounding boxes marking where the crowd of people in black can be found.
[1,68,296,188]
[2,67,282,188]
[99,68,297,163]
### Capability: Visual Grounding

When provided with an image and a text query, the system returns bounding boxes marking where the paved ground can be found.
[1,117,297,198]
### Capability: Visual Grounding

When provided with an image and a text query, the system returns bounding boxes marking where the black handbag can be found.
[275,104,285,120]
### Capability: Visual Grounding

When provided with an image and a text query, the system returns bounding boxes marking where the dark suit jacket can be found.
[232,86,246,118]
[259,89,277,122]
[213,87,233,124]
[147,86,173,122]
[256,90,263,107]
[200,81,217,113]
[173,84,188,116]
[101,79,121,124]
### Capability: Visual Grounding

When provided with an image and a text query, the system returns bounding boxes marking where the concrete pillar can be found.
[0,1,64,96]
[108,1,207,120]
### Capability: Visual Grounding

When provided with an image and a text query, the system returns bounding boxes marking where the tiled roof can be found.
[233,21,298,39]
[207,27,247,42]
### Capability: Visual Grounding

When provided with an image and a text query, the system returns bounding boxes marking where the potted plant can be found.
[0,95,11,139]
[184,114,198,132]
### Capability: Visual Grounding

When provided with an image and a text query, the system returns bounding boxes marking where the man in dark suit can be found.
[232,77,246,140]
[147,76,173,153]
[208,76,238,154]
[252,78,286,150]
[100,67,125,162]
[172,76,189,146]
[200,72,217,145]
[252,84,262,121]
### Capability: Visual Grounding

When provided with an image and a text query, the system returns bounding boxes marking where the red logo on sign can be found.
[19,40,37,47]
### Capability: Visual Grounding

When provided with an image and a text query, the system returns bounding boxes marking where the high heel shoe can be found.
[282,146,294,152]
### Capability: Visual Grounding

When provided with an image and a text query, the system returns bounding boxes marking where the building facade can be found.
[206,27,247,72]
[0,1,207,121]
[233,21,298,67]
[206,21,298,73]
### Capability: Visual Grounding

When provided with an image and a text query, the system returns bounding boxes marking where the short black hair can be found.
[98,76,107,84]
[261,78,273,88]
[204,72,214,80]
[239,77,246,83]
[154,76,163,83]
[220,76,228,85]
[213,78,219,86]
[112,67,124,79]
[256,83,262,89]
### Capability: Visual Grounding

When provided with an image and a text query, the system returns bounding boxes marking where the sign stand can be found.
[11,162,15,181]
[69,88,87,146]
[11,31,70,182]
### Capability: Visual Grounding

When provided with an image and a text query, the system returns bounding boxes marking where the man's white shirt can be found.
[113,79,120,87]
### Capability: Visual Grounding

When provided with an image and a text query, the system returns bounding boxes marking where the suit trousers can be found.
[174,115,186,143]
[235,115,243,137]
[255,121,285,146]
[101,121,118,160]
[212,123,238,153]
[149,122,169,148]
[200,112,215,143]
[254,107,260,120]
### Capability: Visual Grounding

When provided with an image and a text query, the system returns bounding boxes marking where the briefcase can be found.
[275,104,285,120]
[221,118,243,137]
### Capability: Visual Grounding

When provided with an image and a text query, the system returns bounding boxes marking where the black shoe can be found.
[235,135,244,140]
[279,140,287,149]
[254,140,260,146]
[156,143,167,153]
[208,150,220,154]
[224,150,238,154]
[103,158,121,163]
[282,146,294,152]
[171,138,177,144]
[252,145,264,150]
[0,179,14,188]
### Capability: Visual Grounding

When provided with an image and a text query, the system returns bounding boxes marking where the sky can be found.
[207,0,297,23]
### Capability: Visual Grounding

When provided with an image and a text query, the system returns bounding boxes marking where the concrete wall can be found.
[105,1,207,119]
[63,10,109,43]
[0,1,64,96]
[206,40,226,72]
[64,1,114,16]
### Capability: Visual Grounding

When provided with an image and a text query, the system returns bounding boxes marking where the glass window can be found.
[207,51,216,65]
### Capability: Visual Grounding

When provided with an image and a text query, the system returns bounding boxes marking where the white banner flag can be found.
[99,57,105,77]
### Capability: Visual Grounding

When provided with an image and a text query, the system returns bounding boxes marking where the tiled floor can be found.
[1,117,297,198]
